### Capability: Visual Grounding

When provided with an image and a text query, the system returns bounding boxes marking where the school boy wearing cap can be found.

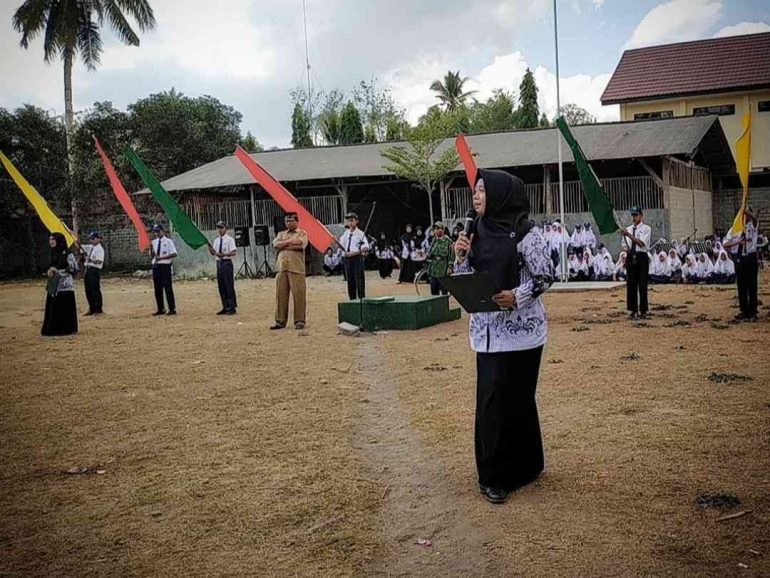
[151,224,178,316]
[83,231,105,315]
[208,221,238,315]
[339,212,369,300]
[619,206,652,320]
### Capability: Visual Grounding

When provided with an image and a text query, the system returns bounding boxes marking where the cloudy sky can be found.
[1,0,768,148]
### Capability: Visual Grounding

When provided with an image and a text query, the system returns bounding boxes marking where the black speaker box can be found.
[234,226,250,248]
[254,225,270,247]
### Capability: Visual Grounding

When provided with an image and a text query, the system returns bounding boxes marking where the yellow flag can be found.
[0,151,76,247]
[728,106,752,236]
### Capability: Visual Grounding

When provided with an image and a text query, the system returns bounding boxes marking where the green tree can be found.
[339,102,364,145]
[13,0,156,233]
[516,68,539,129]
[380,116,460,224]
[129,90,243,180]
[418,105,470,138]
[364,124,376,144]
[539,113,550,128]
[558,104,596,126]
[317,89,345,145]
[240,131,264,153]
[385,116,409,141]
[290,102,313,148]
[430,70,476,113]
[0,105,68,274]
[353,79,405,142]
[469,89,516,133]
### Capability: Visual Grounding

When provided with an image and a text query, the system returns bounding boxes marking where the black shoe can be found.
[269,323,286,330]
[153,310,166,316]
[734,313,747,321]
[640,312,651,320]
[84,311,94,317]
[166,310,177,316]
[216,309,227,315]
[294,321,306,330]
[628,312,638,320]
[94,311,104,315]
[482,487,510,504]
[225,309,236,315]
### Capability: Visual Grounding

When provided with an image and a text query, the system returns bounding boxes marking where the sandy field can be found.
[0,271,768,577]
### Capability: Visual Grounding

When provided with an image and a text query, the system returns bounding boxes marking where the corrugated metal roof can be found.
[142,115,725,194]
[601,32,770,104]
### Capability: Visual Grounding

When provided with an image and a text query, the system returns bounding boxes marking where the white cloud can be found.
[625,0,722,49]
[593,0,605,8]
[713,21,770,38]
[389,50,619,127]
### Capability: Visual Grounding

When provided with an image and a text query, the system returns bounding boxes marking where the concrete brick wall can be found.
[713,187,770,233]
[667,186,713,241]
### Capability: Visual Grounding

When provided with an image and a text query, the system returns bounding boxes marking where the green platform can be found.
[337,295,462,331]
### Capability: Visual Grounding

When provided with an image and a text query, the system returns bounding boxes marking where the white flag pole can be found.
[554,0,567,282]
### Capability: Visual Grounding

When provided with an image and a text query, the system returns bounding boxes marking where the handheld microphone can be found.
[458,208,477,258]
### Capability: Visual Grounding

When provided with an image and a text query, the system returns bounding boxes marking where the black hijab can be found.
[49,232,69,270]
[400,224,413,245]
[469,169,533,290]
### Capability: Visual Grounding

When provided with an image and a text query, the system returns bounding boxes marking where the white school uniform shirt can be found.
[85,243,105,270]
[726,221,758,255]
[622,222,652,253]
[339,228,369,254]
[152,236,177,265]
[213,233,236,261]
[324,253,340,268]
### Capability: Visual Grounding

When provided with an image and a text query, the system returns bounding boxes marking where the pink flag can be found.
[94,137,150,251]
[234,145,335,252]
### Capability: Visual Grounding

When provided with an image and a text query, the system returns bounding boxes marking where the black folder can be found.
[438,272,501,313]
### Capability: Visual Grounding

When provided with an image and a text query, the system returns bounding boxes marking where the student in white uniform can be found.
[208,220,237,315]
[594,247,614,281]
[150,224,178,315]
[613,252,628,281]
[83,231,105,316]
[323,247,343,276]
[339,212,369,300]
[649,251,672,284]
[681,255,699,284]
[695,253,713,282]
[619,206,652,319]
[723,210,759,321]
[667,248,683,283]
[708,250,735,285]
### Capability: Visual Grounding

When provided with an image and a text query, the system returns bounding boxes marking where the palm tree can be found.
[13,0,156,233]
[429,70,476,113]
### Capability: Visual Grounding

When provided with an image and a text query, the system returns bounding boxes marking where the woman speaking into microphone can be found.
[454,169,555,504]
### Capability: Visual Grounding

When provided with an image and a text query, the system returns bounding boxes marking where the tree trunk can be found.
[426,187,434,225]
[63,51,78,235]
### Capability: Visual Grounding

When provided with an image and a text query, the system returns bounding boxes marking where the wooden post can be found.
[544,166,553,215]
[334,179,349,219]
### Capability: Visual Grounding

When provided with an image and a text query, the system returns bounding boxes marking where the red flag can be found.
[93,137,150,251]
[455,133,477,189]
[234,145,335,252]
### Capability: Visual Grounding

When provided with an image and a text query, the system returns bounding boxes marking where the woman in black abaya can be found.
[454,169,555,504]
[397,224,415,284]
[41,232,79,337]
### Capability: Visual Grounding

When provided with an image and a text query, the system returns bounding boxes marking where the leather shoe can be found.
[269,323,286,330]
[166,310,177,316]
[225,309,236,315]
[483,487,510,504]
[153,310,166,316]
[216,309,227,315]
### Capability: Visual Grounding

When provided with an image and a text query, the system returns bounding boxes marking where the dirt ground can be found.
[0,271,768,577]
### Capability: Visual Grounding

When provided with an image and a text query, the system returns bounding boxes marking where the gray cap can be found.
[215,220,227,228]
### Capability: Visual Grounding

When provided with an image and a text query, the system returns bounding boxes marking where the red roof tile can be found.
[601,32,770,104]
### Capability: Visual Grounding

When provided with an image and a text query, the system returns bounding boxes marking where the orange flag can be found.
[455,133,478,189]
[234,145,335,252]
[93,137,150,251]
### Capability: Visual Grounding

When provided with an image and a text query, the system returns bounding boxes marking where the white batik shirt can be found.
[455,226,555,353]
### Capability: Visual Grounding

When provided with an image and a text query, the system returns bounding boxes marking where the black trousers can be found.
[430,277,448,295]
[736,255,758,316]
[217,259,237,311]
[152,264,176,312]
[475,345,544,491]
[84,267,103,313]
[343,255,365,300]
[626,252,649,314]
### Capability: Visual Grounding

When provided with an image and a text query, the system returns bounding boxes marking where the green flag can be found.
[124,148,208,250]
[556,117,619,235]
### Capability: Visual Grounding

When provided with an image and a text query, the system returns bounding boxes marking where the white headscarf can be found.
[651,251,671,276]
[595,253,613,277]
[667,249,682,273]
[615,252,627,275]
[696,253,713,278]
[682,255,697,277]
[712,250,735,275]
[583,249,594,267]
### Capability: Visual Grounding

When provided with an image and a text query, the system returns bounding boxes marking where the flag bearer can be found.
[339,212,369,300]
[209,220,238,315]
[271,212,308,330]
[151,224,178,316]
[619,206,651,320]
[724,209,759,321]
[83,231,105,315]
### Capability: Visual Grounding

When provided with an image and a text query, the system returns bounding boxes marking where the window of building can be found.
[633,111,674,121]
[692,104,735,116]
[759,101,770,113]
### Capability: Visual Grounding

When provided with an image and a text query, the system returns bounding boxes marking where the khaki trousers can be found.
[275,271,307,326]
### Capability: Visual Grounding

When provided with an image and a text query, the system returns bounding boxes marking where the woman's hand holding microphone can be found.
[455,232,471,263]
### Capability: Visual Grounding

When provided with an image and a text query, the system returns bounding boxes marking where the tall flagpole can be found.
[553,0,567,282]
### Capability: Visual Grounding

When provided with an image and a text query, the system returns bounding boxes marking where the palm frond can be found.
[42,1,67,63]
[101,0,140,45]
[429,80,446,93]
[12,0,49,48]
[109,0,157,33]
[78,16,103,70]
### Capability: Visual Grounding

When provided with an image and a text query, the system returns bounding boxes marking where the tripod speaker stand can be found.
[254,224,274,279]
[234,226,255,279]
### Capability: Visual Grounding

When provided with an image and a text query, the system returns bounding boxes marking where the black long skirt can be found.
[378,258,394,279]
[475,345,544,490]
[398,257,414,283]
[41,291,78,336]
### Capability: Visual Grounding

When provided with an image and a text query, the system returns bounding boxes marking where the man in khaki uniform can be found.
[271,212,308,330]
